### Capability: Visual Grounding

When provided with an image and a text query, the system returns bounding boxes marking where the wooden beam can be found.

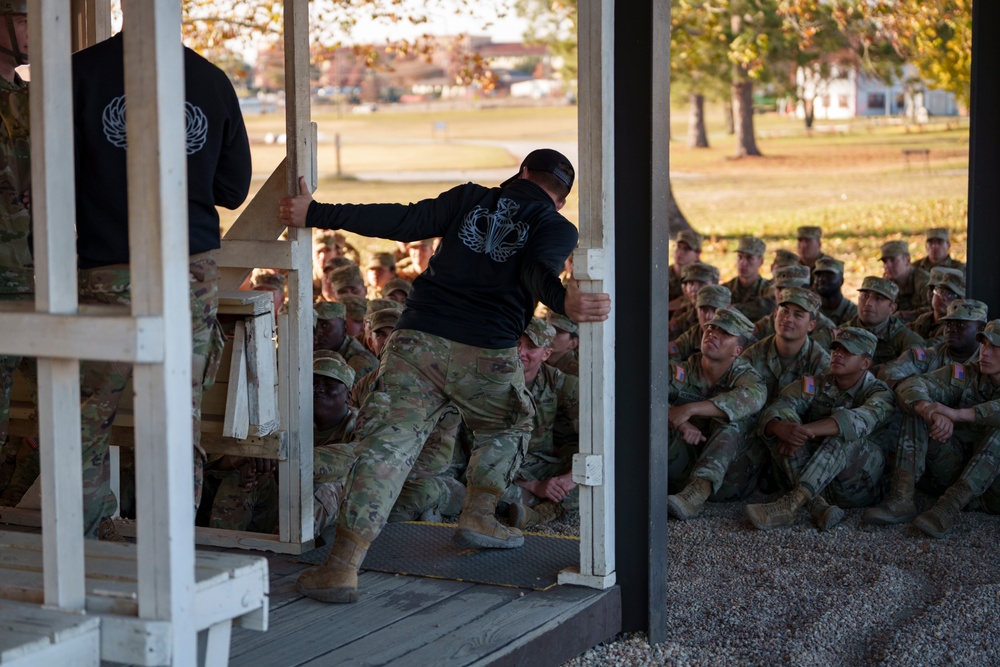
[121,3,197,664]
[0,313,164,362]
[71,0,112,52]
[215,238,305,271]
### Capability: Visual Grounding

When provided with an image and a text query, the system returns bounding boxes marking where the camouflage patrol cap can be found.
[926,228,950,242]
[523,317,556,348]
[545,311,579,335]
[695,284,732,310]
[365,307,401,332]
[831,327,878,357]
[941,299,988,323]
[314,301,346,321]
[773,265,811,289]
[778,286,821,315]
[976,320,1000,347]
[773,249,800,268]
[928,266,965,298]
[366,298,403,315]
[676,229,703,252]
[382,277,412,298]
[367,252,396,270]
[315,229,348,249]
[313,353,355,388]
[0,2,27,13]
[250,270,287,291]
[880,240,910,260]
[736,236,766,257]
[859,276,899,302]
[797,226,823,239]
[323,256,355,272]
[326,264,364,292]
[813,257,845,275]
[339,295,368,321]
[406,239,435,249]
[707,307,755,339]
[681,262,720,285]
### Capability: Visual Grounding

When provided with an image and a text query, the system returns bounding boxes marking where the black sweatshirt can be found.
[72,33,251,268]
[307,179,578,349]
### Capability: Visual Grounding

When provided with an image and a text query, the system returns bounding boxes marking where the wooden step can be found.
[0,600,100,667]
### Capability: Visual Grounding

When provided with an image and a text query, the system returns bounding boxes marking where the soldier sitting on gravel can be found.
[503,318,580,530]
[751,266,836,350]
[314,301,379,383]
[723,236,775,323]
[746,328,894,532]
[905,267,965,344]
[865,319,1000,538]
[669,261,720,337]
[669,285,732,362]
[840,276,925,373]
[666,308,767,521]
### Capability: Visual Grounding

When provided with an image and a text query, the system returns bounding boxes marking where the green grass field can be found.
[226,103,969,299]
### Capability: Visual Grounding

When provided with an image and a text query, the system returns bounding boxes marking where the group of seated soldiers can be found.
[666,225,999,538]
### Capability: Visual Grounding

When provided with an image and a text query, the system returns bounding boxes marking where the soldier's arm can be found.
[896,365,963,414]
[703,366,767,423]
[828,380,895,441]
[877,349,923,388]
[757,378,811,439]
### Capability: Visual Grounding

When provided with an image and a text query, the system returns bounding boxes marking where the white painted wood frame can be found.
[560,0,617,590]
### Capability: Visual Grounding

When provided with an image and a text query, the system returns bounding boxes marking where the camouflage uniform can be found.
[741,335,830,404]
[907,310,945,344]
[669,262,719,337]
[912,228,965,274]
[669,285,732,362]
[725,275,775,323]
[820,298,858,327]
[79,253,224,536]
[500,363,580,510]
[841,314,924,369]
[753,311,837,350]
[758,362,893,507]
[668,264,684,303]
[335,335,379,381]
[547,350,579,376]
[879,342,976,391]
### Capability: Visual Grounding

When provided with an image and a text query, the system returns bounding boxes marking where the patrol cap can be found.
[941,299,988,323]
[382,277,412,298]
[315,229,347,249]
[326,264,364,293]
[367,252,396,270]
[880,240,910,260]
[313,353,355,388]
[928,266,965,298]
[314,301,346,321]
[365,307,401,332]
[859,276,899,302]
[831,327,878,357]
[499,148,575,192]
[676,229,703,252]
[406,239,435,249]
[0,2,27,14]
[323,256,355,272]
[813,257,844,275]
[976,320,1000,347]
[681,262,719,285]
[366,297,403,315]
[797,226,823,239]
[773,265,811,289]
[736,236,766,257]
[778,286,821,315]
[772,249,800,268]
[523,317,557,347]
[926,228,950,242]
[545,311,579,335]
[695,284,732,310]
[707,307,755,339]
[339,295,367,321]
[250,270,287,291]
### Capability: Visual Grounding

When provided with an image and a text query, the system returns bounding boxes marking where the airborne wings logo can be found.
[102,94,209,155]
[458,198,529,262]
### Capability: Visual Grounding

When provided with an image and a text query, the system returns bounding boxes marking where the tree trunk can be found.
[724,98,734,135]
[687,93,709,148]
[732,78,762,157]
[667,181,692,236]
[803,97,815,129]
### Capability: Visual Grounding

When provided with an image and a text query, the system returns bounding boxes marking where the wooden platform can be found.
[228,551,622,667]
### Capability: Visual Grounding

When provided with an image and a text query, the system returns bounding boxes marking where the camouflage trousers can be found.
[896,413,1000,498]
[336,329,534,544]
[386,407,466,521]
[207,470,279,534]
[79,253,224,537]
[668,416,764,501]
[499,455,579,511]
[770,432,885,508]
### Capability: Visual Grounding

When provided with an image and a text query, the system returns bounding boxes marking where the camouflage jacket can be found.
[336,335,380,382]
[351,368,378,408]
[0,74,32,295]
[724,275,775,323]
[820,297,858,327]
[841,315,925,369]
[740,334,831,403]
[668,354,766,425]
[878,340,977,390]
[896,362,1000,426]
[895,267,932,316]
[668,264,684,302]
[525,364,579,467]
[753,311,837,350]
[669,323,702,362]
[758,370,895,443]
[546,349,579,377]
[913,255,966,274]
[906,309,945,344]
[315,406,359,447]
[669,302,698,337]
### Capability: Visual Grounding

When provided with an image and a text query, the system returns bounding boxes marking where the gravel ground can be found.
[560,491,1000,667]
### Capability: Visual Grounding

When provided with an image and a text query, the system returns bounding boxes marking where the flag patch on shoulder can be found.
[674,365,686,382]
[668,341,680,355]
[953,364,965,381]
[914,347,926,361]
[802,376,816,395]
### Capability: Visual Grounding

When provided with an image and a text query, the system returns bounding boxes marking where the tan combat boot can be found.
[97,517,128,543]
[509,501,562,530]
[913,480,974,539]
[296,527,370,603]
[666,477,713,520]
[808,496,845,532]
[864,468,917,525]
[454,485,524,549]
[745,484,813,529]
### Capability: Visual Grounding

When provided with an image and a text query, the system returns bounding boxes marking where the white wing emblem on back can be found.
[458,198,529,263]
[101,95,209,156]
